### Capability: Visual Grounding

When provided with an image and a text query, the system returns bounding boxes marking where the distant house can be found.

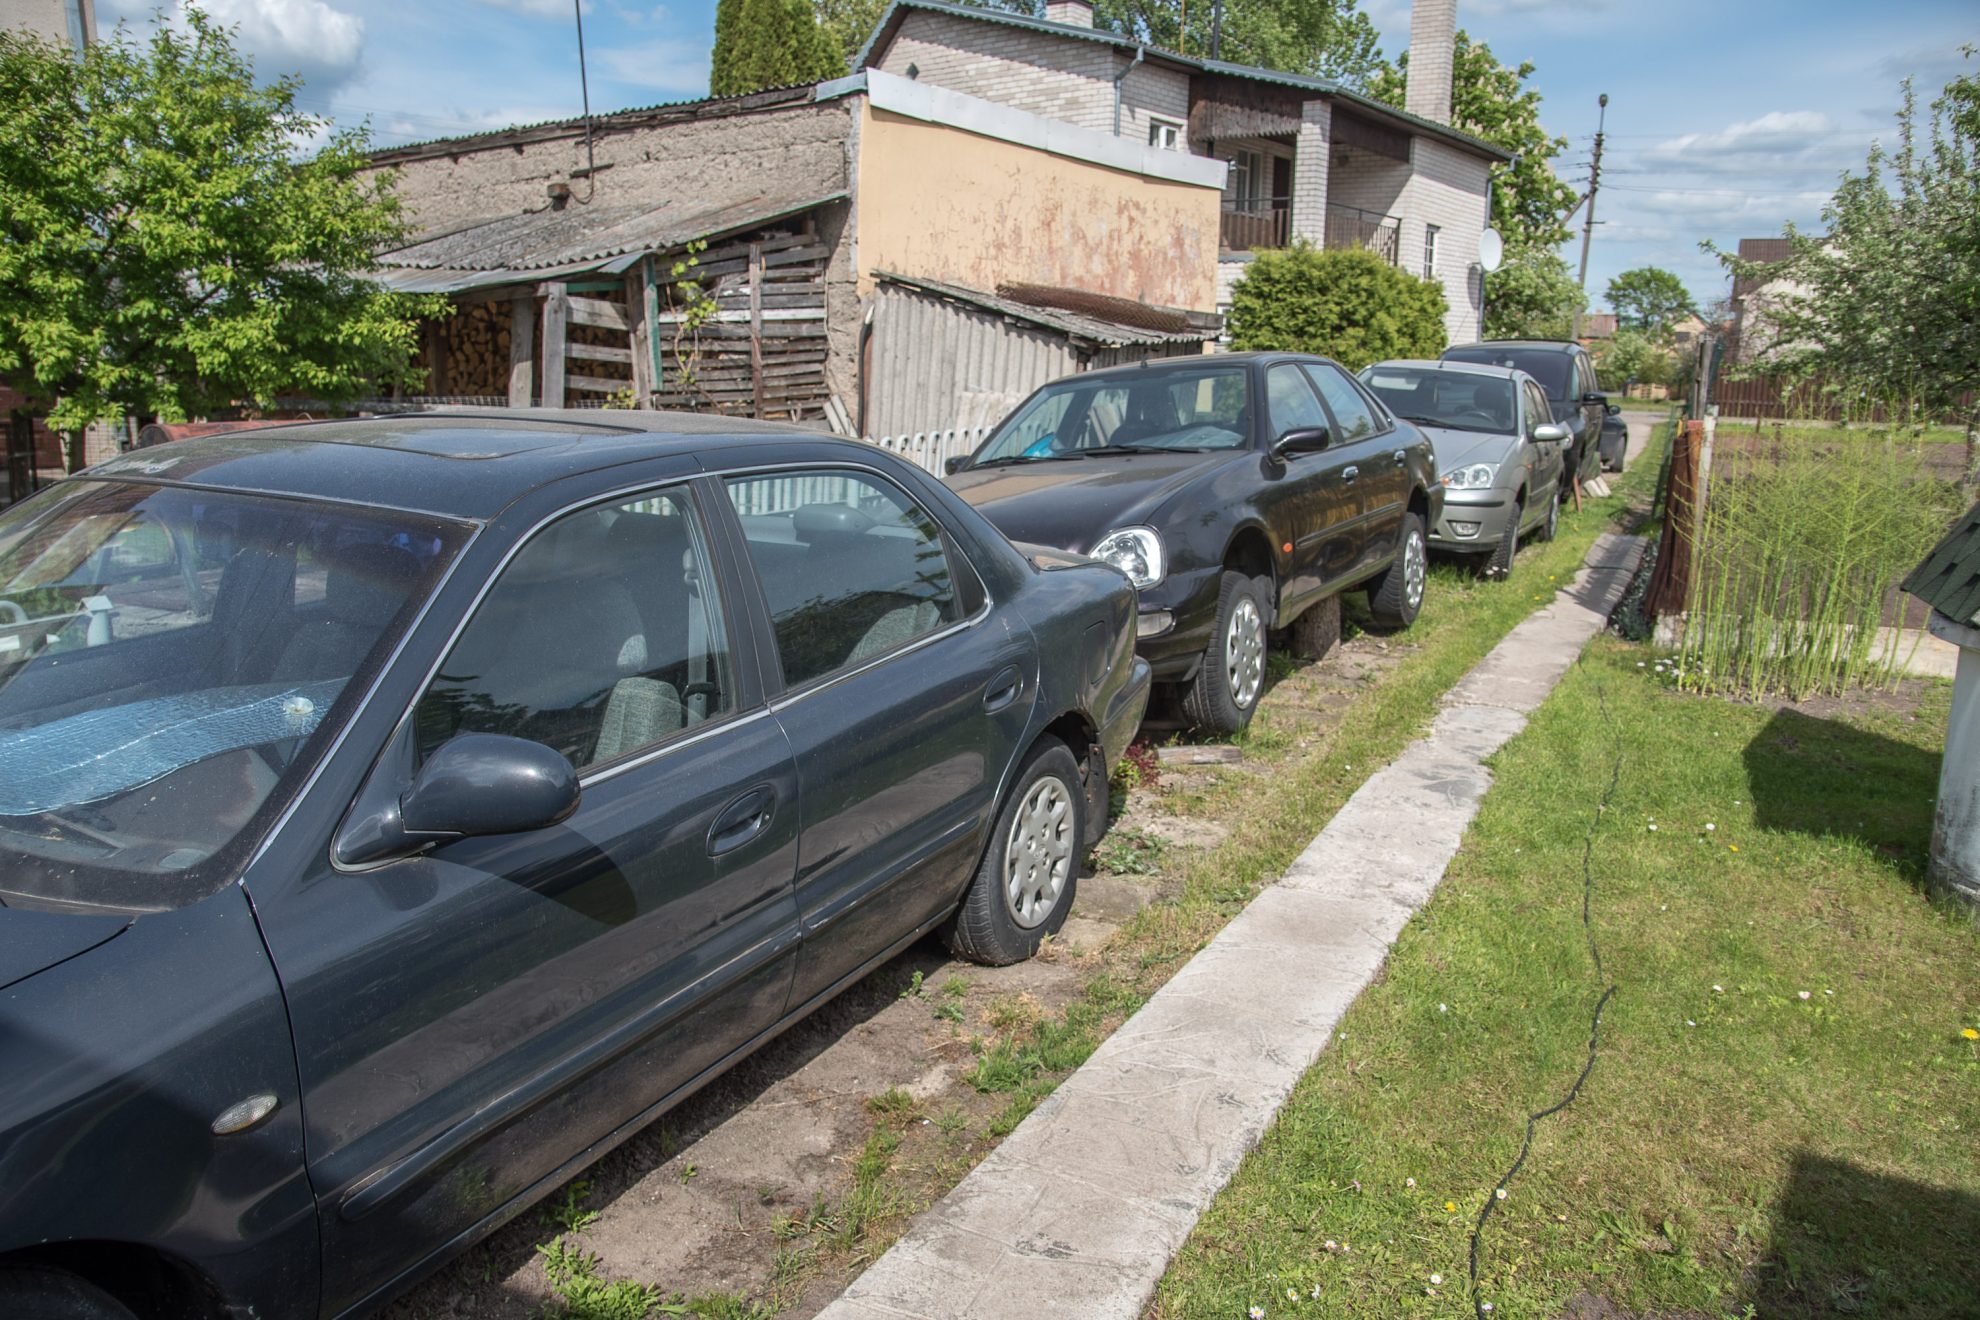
[1727,236,1804,364]
[858,0,1508,344]
[363,71,1224,438]
[1579,313,1618,343]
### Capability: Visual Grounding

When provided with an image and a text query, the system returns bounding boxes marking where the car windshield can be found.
[0,480,467,912]
[1443,347,1572,399]
[969,366,1252,465]
[1360,367,1518,435]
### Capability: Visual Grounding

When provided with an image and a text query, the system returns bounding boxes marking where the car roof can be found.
[1444,340,1584,355]
[71,409,841,521]
[1364,359,1532,381]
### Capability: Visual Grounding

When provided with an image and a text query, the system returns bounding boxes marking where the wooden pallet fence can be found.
[652,232,830,420]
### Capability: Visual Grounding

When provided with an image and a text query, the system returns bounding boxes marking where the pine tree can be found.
[711,0,845,98]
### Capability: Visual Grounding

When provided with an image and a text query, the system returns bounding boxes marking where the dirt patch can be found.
[1756,675,1943,722]
[1558,1293,1715,1320]
[383,632,1412,1320]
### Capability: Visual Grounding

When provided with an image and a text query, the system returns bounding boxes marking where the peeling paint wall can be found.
[855,103,1220,312]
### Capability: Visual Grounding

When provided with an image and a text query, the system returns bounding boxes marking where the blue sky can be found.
[100,0,1977,310]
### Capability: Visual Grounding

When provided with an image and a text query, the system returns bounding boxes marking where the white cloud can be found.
[597,39,709,97]
[164,0,367,93]
[473,0,590,15]
[1640,111,1839,166]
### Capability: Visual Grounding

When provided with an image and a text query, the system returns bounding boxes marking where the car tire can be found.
[1368,513,1428,629]
[1484,499,1520,580]
[0,1267,138,1320]
[1289,593,1340,662]
[1536,484,1561,542]
[943,737,1083,967]
[1179,571,1268,735]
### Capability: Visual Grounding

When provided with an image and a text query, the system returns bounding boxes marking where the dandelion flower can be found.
[1445,1201,1457,1213]
[1729,845,1739,852]
[1798,990,1812,1001]
[1963,1028,1978,1040]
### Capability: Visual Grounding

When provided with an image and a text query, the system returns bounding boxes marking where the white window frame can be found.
[1148,117,1183,151]
[1423,223,1440,281]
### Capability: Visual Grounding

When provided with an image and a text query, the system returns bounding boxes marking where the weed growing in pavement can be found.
[939,974,970,999]
[1092,825,1169,876]
[542,1179,600,1235]
[537,1237,681,1319]
[864,1088,918,1123]
[896,969,924,1000]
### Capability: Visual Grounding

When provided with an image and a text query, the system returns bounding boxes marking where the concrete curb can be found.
[815,533,1649,1320]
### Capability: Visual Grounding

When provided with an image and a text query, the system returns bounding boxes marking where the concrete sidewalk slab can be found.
[815,533,1648,1320]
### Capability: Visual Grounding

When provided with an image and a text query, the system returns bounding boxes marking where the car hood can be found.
[947,451,1241,552]
[1417,426,1519,475]
[0,903,132,992]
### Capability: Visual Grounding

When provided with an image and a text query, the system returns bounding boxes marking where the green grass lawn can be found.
[1153,641,1980,1320]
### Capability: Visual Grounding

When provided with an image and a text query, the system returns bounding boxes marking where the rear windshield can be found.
[0,480,466,911]
[1443,347,1573,398]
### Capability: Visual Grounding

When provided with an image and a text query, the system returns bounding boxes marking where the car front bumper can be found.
[1430,487,1517,552]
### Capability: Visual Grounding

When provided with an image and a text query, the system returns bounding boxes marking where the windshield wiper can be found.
[1081,444,1203,456]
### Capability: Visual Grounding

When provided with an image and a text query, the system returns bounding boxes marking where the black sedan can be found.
[0,412,1148,1320]
[947,353,1441,734]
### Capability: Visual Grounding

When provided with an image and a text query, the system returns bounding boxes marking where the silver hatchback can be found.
[1358,360,1570,579]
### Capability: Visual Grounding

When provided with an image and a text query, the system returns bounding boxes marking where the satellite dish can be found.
[1478,228,1505,273]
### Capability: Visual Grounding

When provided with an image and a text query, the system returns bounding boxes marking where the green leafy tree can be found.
[1605,266,1696,337]
[1370,31,1577,254]
[1595,328,1675,391]
[1711,54,1980,477]
[1227,244,1446,369]
[0,12,436,447]
[1483,248,1585,340]
[713,0,846,96]
[818,0,888,64]
[1084,0,1383,84]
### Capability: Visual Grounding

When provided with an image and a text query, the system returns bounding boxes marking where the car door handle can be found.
[707,785,776,857]
[1339,465,1359,484]
[983,664,1024,713]
[1393,450,1408,468]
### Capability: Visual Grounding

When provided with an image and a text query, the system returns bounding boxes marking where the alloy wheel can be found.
[1003,776,1073,929]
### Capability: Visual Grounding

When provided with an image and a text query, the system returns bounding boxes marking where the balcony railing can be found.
[1220,196,1290,252]
[1220,197,1401,266]
[1324,203,1400,265]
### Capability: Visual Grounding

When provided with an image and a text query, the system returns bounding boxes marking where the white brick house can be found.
[860,0,1507,343]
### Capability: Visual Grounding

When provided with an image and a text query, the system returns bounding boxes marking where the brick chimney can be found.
[1044,0,1094,27]
[1405,0,1456,125]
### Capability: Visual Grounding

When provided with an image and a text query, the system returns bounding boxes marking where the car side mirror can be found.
[944,455,970,476]
[1532,423,1570,444]
[336,732,579,867]
[1605,403,1622,417]
[1272,425,1331,456]
[1582,391,1608,405]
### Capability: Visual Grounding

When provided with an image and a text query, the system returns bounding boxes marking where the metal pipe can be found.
[1112,44,1145,136]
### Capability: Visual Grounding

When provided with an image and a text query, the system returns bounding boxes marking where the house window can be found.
[1148,117,1182,151]
[1229,148,1262,205]
[1423,224,1440,281]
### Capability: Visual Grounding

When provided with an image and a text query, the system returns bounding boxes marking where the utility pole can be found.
[1570,92,1608,341]
[1211,0,1224,60]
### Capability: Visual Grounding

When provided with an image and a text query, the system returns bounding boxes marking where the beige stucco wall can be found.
[0,0,91,47]
[855,102,1220,312]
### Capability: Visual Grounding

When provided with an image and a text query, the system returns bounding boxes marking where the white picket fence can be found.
[863,426,992,475]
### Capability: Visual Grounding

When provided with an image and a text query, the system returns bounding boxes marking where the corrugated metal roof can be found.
[1904,500,1980,628]
[858,0,1510,162]
[371,191,847,293]
[874,272,1213,347]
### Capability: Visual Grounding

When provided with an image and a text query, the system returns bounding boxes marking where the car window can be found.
[1266,364,1328,437]
[1525,382,1553,435]
[0,480,464,908]
[1444,347,1573,399]
[414,488,732,772]
[725,470,962,688]
[1300,364,1380,441]
[971,367,1252,462]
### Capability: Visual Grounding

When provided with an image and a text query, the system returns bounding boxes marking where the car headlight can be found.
[1090,526,1165,589]
[1442,463,1498,490]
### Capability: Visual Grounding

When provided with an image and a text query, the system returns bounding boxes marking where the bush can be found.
[1226,244,1447,369]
